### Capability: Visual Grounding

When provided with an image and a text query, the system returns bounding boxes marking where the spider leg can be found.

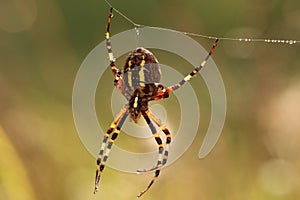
[147,110,171,167]
[168,39,219,92]
[141,40,220,101]
[105,8,124,91]
[139,83,171,102]
[137,111,164,198]
[151,39,219,101]
[153,39,219,95]
[137,109,171,174]
[137,111,164,173]
[94,106,128,194]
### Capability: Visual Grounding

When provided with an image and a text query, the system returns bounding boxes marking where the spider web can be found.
[104,0,300,45]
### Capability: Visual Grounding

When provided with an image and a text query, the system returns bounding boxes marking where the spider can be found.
[94,7,219,198]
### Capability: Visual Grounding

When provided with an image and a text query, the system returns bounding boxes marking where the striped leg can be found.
[137,111,163,198]
[168,38,219,92]
[137,109,171,173]
[105,8,123,89]
[94,107,128,194]
[152,39,219,101]
[147,110,171,167]
[138,112,164,173]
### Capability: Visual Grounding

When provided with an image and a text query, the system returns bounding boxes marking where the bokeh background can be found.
[1,0,300,200]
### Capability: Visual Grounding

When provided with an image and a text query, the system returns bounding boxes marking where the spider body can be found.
[94,7,219,198]
[121,47,165,122]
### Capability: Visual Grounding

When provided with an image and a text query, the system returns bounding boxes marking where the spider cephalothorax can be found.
[94,7,218,198]
[128,82,168,123]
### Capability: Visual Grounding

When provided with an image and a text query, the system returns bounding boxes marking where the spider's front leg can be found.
[168,39,219,92]
[140,83,172,102]
[147,39,219,102]
[105,7,126,95]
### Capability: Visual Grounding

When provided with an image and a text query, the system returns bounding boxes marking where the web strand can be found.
[103,0,299,45]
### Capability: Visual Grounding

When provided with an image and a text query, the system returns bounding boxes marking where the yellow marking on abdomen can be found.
[139,66,145,87]
[127,71,132,88]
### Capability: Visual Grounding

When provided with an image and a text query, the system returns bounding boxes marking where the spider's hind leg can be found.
[94,107,128,194]
[136,111,163,198]
[138,111,164,173]
[137,110,172,198]
[147,110,171,167]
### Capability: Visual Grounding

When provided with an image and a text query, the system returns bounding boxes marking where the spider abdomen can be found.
[122,48,161,98]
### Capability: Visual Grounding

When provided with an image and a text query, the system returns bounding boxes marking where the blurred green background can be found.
[1,0,300,200]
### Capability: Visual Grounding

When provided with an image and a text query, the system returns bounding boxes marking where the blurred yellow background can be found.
[1,0,300,200]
